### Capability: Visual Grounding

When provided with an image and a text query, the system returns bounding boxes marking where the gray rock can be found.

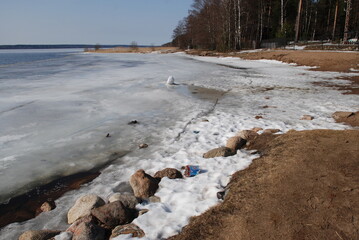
[110,223,145,239]
[154,168,183,180]
[18,230,61,240]
[203,147,234,158]
[91,201,136,229]
[226,136,246,152]
[67,194,106,224]
[108,193,139,209]
[129,169,159,199]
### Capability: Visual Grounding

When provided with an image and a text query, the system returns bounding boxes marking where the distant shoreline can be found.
[0,44,154,50]
[87,46,179,54]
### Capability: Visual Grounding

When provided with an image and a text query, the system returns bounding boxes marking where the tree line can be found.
[172,0,358,51]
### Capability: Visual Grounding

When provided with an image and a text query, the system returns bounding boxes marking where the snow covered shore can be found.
[1,53,358,239]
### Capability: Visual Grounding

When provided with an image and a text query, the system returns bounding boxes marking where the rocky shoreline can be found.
[18,127,262,239]
[0,171,100,229]
[16,111,359,239]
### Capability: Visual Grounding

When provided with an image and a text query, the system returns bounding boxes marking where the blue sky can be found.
[0,0,193,45]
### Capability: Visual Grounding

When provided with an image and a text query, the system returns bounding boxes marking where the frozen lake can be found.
[0,50,234,204]
[0,50,358,239]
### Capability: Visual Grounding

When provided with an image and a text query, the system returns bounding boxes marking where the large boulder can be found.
[110,224,145,239]
[71,222,106,240]
[67,194,106,224]
[108,193,140,209]
[203,147,234,158]
[154,168,183,180]
[67,215,98,233]
[91,201,136,229]
[129,170,159,199]
[19,230,61,240]
[237,130,259,141]
[226,136,246,152]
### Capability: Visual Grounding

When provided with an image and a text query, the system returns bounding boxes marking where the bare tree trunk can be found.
[304,0,312,39]
[343,0,352,42]
[326,0,332,34]
[260,1,263,43]
[295,0,303,42]
[332,0,339,40]
[311,9,317,40]
[236,0,241,49]
[281,0,284,31]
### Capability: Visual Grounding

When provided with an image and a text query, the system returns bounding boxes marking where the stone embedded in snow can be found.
[139,143,148,149]
[110,223,145,239]
[19,230,61,240]
[301,115,314,120]
[54,232,73,240]
[108,193,140,209]
[166,76,175,85]
[129,169,159,199]
[203,147,234,158]
[154,168,183,180]
[251,127,263,132]
[148,196,161,203]
[138,209,149,216]
[67,194,106,224]
[40,201,56,212]
[237,130,259,141]
[226,136,247,153]
[36,201,56,216]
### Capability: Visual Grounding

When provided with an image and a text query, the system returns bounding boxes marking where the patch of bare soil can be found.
[235,50,359,73]
[169,130,359,240]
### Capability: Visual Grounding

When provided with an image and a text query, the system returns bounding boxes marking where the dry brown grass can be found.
[234,50,359,72]
[169,130,359,240]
